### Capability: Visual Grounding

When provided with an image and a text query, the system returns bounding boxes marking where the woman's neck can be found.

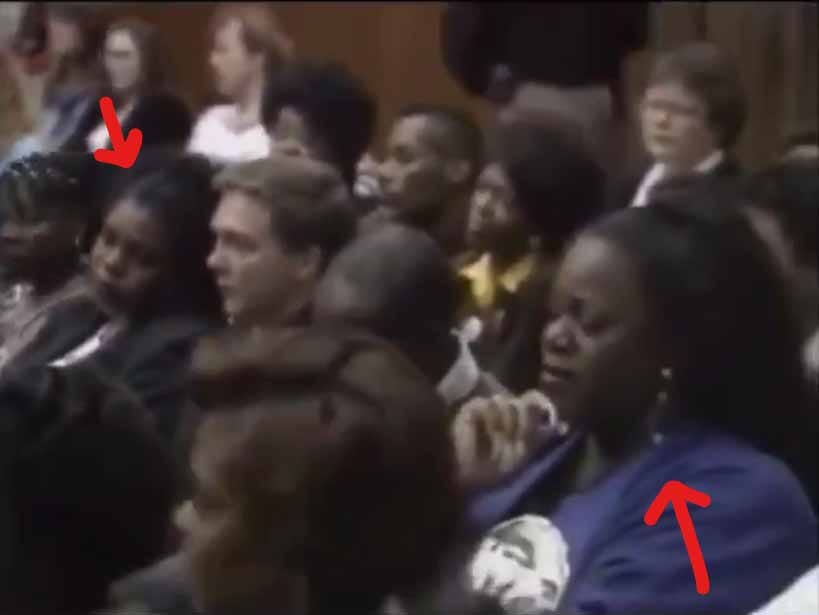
[234,74,263,128]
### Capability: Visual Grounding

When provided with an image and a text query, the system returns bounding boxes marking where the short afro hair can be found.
[262,60,376,188]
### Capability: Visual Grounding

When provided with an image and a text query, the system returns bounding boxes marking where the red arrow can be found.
[644,480,712,595]
[92,96,143,169]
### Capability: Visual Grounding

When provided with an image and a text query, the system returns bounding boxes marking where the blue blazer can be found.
[468,418,817,614]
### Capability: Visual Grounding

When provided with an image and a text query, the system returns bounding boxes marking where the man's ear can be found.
[445,159,471,185]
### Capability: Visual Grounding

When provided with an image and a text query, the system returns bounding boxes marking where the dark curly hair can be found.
[261,60,376,188]
[496,117,607,252]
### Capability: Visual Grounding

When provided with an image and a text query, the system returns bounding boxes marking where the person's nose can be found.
[472,190,493,220]
[542,314,576,355]
[206,243,225,274]
[377,159,396,186]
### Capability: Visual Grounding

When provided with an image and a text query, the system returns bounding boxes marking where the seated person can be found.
[617,41,746,209]
[262,59,376,192]
[486,116,609,392]
[371,104,482,259]
[0,152,92,371]
[457,156,537,368]
[109,327,461,615]
[1,154,223,444]
[187,3,292,165]
[208,154,357,330]
[313,224,505,413]
[429,186,817,614]
[61,19,192,154]
[0,366,178,615]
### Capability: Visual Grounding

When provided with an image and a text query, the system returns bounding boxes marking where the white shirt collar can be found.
[631,149,725,208]
[437,328,481,407]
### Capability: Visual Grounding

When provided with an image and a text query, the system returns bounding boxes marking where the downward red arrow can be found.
[92,96,143,169]
[644,480,712,595]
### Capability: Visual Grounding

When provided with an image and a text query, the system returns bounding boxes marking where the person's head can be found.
[466,160,527,253]
[262,60,376,188]
[102,18,167,98]
[742,159,819,333]
[208,3,292,101]
[313,224,459,381]
[540,185,803,457]
[0,152,93,286]
[0,366,177,615]
[89,154,222,321]
[640,41,746,169]
[209,154,356,328]
[177,327,459,615]
[379,104,482,225]
[495,117,607,254]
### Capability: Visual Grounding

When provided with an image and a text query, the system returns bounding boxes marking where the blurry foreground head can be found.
[178,326,459,615]
[0,367,177,615]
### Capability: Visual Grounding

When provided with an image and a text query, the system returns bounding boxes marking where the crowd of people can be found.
[0,3,817,615]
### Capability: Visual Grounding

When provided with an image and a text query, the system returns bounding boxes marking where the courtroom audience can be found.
[0,153,93,373]
[0,154,222,444]
[0,11,816,615]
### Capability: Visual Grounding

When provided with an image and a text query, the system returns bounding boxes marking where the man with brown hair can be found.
[208,153,356,329]
[624,41,747,208]
[187,3,293,164]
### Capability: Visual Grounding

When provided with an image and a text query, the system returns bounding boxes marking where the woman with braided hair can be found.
[0,151,95,371]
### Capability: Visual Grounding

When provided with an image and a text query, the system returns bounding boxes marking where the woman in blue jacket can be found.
[450,179,817,615]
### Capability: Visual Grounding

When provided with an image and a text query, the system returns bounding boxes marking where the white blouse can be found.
[187,104,271,164]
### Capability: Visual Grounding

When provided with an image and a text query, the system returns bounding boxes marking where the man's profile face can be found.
[378,115,453,221]
[207,189,308,327]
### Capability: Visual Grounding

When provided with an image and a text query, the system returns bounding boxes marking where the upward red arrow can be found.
[92,96,143,169]
[644,480,712,595]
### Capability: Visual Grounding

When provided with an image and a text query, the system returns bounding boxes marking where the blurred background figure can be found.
[62,18,192,154]
[263,60,376,192]
[619,41,747,209]
[188,3,293,165]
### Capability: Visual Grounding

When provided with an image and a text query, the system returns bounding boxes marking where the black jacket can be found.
[607,155,744,212]
[60,90,193,154]
[1,296,216,444]
[440,2,649,104]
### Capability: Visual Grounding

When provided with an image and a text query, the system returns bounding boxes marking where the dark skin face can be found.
[89,198,167,317]
[466,162,527,254]
[539,234,666,438]
[378,115,462,224]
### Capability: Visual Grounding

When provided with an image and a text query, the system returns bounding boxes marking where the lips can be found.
[539,361,575,391]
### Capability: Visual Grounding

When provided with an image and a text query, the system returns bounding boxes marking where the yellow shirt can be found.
[459,252,536,311]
